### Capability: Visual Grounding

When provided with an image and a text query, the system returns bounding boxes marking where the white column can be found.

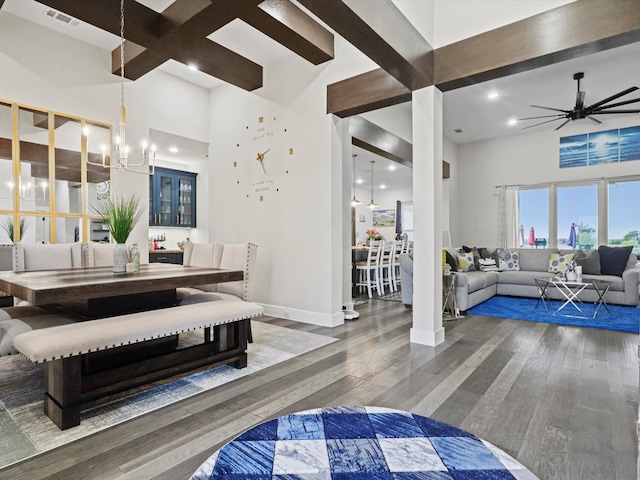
[410,86,444,346]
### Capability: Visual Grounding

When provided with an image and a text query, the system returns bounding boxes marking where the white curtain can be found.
[498,186,519,249]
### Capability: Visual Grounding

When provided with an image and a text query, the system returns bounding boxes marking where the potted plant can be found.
[92,193,143,272]
[1,216,28,243]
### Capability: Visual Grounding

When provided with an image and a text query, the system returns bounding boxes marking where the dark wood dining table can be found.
[0,263,243,318]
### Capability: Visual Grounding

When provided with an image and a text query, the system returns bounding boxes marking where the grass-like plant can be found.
[92,193,143,244]
[1,216,28,242]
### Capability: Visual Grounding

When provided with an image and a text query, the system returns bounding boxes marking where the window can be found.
[518,188,548,247]
[609,180,640,255]
[401,201,413,241]
[557,185,597,250]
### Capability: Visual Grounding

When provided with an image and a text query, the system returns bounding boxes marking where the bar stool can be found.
[355,240,382,298]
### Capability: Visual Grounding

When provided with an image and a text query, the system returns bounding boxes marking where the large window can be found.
[609,180,640,255]
[518,188,548,247]
[516,177,640,253]
[557,185,597,250]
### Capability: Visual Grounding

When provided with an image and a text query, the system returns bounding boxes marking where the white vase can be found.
[566,271,577,281]
[113,243,129,273]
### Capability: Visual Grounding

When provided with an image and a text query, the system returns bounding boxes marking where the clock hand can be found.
[257,149,270,175]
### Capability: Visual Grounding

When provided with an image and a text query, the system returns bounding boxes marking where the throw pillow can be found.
[462,245,482,270]
[445,250,458,272]
[456,252,476,272]
[548,253,575,274]
[574,250,601,275]
[497,249,520,271]
[598,245,632,276]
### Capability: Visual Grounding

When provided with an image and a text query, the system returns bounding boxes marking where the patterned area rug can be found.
[0,322,337,469]
[379,291,403,302]
[190,406,537,479]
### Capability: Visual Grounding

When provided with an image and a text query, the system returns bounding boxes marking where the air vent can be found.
[454,128,463,133]
[43,8,80,27]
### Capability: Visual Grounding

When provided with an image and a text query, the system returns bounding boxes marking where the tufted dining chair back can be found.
[13,242,83,272]
[181,241,257,301]
[83,242,115,267]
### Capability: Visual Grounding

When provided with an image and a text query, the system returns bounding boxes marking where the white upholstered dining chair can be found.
[83,242,115,267]
[13,242,84,272]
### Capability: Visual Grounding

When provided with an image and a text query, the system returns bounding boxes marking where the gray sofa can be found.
[399,247,640,310]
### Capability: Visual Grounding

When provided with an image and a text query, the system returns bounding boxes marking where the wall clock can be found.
[234,115,294,202]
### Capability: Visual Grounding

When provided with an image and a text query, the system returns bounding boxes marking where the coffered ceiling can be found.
[2,0,640,190]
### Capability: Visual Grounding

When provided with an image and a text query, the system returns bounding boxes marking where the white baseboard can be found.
[410,326,445,346]
[260,304,345,327]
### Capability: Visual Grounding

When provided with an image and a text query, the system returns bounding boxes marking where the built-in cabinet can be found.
[149,167,197,228]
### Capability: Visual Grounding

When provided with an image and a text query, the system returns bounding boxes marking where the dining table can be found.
[0,263,243,318]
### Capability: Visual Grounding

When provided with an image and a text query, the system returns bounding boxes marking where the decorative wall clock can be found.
[234,115,294,202]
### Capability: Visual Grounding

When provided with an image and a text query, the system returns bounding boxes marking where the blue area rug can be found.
[468,296,639,334]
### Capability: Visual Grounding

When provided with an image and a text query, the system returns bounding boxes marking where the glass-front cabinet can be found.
[149,167,197,228]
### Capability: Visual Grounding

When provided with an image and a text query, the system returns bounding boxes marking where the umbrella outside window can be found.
[567,223,577,248]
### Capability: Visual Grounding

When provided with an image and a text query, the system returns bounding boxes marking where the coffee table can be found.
[190,406,538,479]
[534,277,611,318]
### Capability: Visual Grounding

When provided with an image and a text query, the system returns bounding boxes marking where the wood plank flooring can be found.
[2,299,637,479]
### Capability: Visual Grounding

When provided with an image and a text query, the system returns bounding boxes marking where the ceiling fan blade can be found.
[530,105,570,113]
[575,91,585,109]
[589,109,640,114]
[554,119,572,130]
[587,116,602,125]
[522,117,565,129]
[586,86,639,111]
[518,114,565,121]
[591,97,640,110]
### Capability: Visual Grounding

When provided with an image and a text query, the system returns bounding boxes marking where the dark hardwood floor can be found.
[3,298,638,479]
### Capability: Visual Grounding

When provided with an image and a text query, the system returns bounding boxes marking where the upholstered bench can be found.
[12,300,263,429]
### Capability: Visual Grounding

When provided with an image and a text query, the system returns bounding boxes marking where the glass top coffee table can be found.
[534,277,611,318]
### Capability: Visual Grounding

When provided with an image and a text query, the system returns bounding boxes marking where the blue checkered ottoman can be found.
[190,406,538,479]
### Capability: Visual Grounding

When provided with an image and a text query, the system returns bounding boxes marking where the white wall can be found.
[207,37,377,325]
[0,11,210,261]
[452,116,640,247]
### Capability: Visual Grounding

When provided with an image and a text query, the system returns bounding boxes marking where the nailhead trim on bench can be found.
[13,300,263,363]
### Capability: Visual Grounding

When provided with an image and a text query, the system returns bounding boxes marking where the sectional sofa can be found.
[399,246,640,311]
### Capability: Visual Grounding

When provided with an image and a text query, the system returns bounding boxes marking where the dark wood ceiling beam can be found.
[298,0,433,90]
[240,0,334,65]
[327,68,411,117]
[435,0,640,91]
[39,0,263,90]
[350,116,412,168]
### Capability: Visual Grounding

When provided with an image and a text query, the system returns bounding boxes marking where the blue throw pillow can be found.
[598,245,632,277]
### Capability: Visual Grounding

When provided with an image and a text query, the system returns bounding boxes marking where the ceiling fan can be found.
[519,72,640,130]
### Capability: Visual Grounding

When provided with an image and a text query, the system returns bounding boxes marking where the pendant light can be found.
[350,154,361,206]
[85,0,156,175]
[367,160,378,209]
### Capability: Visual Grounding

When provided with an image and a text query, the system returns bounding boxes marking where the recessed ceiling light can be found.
[507,118,518,126]
[487,92,499,100]
[380,184,386,189]
[169,146,179,153]
[187,64,198,71]
[388,165,396,171]
[356,178,363,184]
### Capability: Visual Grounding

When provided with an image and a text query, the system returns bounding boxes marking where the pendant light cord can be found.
[120,0,125,108]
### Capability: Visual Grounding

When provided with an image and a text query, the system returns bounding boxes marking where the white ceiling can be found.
[443,41,640,145]
[4,1,639,190]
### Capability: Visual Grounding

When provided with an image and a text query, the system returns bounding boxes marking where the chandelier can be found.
[86,0,155,175]
[350,154,361,206]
